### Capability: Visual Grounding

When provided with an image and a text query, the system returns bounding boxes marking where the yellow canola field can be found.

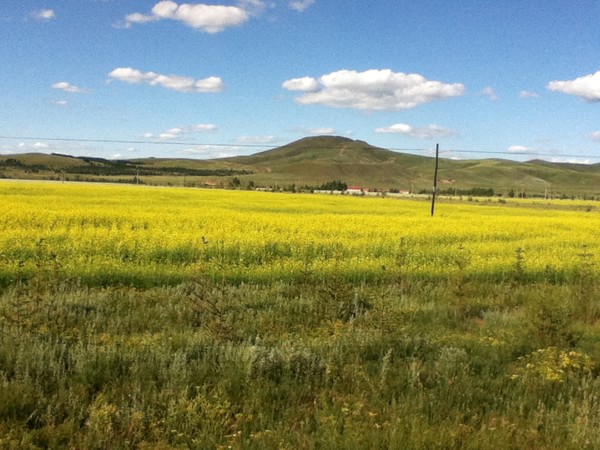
[0,181,598,286]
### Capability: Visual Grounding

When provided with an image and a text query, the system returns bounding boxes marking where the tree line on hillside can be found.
[0,157,252,177]
[64,165,252,177]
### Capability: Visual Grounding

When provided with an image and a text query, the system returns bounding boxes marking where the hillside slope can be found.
[221,136,436,188]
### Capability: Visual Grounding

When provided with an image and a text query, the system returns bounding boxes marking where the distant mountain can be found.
[1,136,599,197]
[218,136,435,188]
[226,136,411,164]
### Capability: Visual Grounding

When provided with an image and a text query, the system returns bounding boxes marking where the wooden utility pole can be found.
[431,143,439,217]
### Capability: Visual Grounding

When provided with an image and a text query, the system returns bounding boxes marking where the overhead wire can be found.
[0,135,269,148]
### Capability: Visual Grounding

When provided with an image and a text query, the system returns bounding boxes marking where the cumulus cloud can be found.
[309,127,336,135]
[123,1,249,33]
[589,131,600,142]
[159,128,184,140]
[286,125,344,136]
[289,0,315,12]
[282,69,465,111]
[482,86,499,101]
[147,123,218,140]
[53,100,68,107]
[32,9,56,21]
[375,123,456,139]
[178,144,247,159]
[282,77,320,92]
[237,0,268,16]
[549,157,591,165]
[6,140,97,157]
[519,90,540,99]
[547,71,600,101]
[376,123,412,134]
[52,81,88,93]
[17,142,50,151]
[108,67,223,93]
[507,145,531,153]
[111,147,140,160]
[235,135,277,145]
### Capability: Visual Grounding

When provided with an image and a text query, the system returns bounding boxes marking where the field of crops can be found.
[1,181,599,449]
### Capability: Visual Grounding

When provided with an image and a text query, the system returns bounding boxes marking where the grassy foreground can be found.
[0,182,599,449]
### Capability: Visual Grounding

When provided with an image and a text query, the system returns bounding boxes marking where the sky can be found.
[1,0,599,163]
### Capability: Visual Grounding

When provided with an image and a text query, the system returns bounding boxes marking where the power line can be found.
[1,134,599,161]
[0,135,270,148]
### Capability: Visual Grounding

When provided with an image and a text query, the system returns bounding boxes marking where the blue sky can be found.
[1,0,599,162]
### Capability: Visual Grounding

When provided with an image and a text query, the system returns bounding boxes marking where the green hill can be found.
[1,136,599,197]
[219,136,434,189]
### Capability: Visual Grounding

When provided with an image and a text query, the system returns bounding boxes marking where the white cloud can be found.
[283,69,465,111]
[375,123,456,139]
[6,140,99,157]
[376,123,412,134]
[309,127,336,135]
[159,129,183,140]
[237,0,268,16]
[53,100,68,107]
[52,81,88,93]
[147,123,218,140]
[282,77,320,92]
[519,90,540,99]
[482,86,498,101]
[108,67,224,93]
[124,13,159,25]
[195,77,224,92]
[589,131,600,142]
[507,145,530,153]
[109,148,139,160]
[549,157,592,165]
[108,68,155,84]
[178,144,245,158]
[289,0,315,12]
[235,135,277,144]
[124,1,249,33]
[191,124,218,132]
[547,71,600,102]
[32,9,56,21]
[16,141,50,152]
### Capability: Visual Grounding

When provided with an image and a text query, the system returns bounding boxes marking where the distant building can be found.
[346,185,364,195]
